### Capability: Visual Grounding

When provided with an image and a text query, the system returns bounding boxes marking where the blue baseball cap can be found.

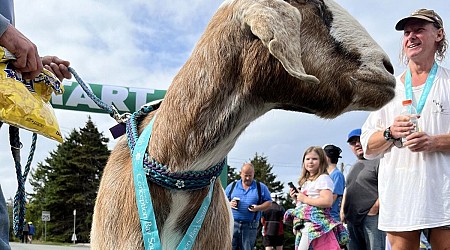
[347,129,361,142]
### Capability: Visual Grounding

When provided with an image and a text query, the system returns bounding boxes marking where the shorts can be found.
[262,235,284,247]
[422,225,450,242]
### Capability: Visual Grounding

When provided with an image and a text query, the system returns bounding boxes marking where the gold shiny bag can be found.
[0,47,64,142]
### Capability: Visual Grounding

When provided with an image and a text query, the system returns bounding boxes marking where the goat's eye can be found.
[305,0,324,15]
[308,0,332,28]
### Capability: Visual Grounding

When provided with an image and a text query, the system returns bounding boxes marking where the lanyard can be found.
[405,62,438,114]
[177,176,215,250]
[132,115,216,250]
[132,116,162,250]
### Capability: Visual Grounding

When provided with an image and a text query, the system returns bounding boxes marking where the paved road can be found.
[10,242,90,250]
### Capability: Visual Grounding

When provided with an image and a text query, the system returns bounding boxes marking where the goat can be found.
[91,0,396,249]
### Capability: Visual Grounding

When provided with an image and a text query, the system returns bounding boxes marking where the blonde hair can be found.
[298,146,329,187]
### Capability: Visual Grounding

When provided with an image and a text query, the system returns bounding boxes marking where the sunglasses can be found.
[348,140,360,146]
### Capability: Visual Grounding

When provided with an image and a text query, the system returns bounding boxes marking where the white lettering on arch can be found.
[129,88,155,109]
[102,86,130,112]
[66,85,100,109]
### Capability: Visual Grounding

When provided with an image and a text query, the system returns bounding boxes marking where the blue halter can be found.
[67,68,224,249]
[126,104,224,249]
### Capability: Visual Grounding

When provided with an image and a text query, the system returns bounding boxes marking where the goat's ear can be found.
[242,0,319,84]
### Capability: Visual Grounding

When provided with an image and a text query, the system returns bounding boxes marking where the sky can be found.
[1,0,450,200]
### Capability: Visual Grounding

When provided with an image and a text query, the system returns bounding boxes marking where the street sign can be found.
[71,233,77,242]
[42,211,50,222]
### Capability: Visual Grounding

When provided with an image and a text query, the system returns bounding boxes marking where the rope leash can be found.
[2,67,122,239]
[69,68,225,189]
[70,68,228,248]
[1,68,129,238]
[68,67,130,124]
[70,68,226,248]
[125,106,224,190]
[1,68,224,248]
[5,124,37,237]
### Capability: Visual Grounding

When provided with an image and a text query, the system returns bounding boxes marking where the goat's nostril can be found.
[383,58,394,75]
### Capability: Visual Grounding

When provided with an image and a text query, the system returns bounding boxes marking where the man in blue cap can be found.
[340,129,385,250]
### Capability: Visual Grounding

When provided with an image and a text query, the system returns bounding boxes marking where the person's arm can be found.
[41,56,72,81]
[365,131,392,156]
[332,172,345,202]
[224,183,237,209]
[367,198,380,216]
[251,200,272,212]
[0,15,10,36]
[296,189,333,208]
[0,24,42,79]
[367,113,450,154]
[404,132,450,153]
[365,114,415,156]
[249,183,273,212]
[340,189,346,223]
[332,194,338,202]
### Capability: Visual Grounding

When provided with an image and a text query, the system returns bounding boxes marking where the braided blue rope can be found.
[68,67,115,117]
[126,105,154,152]
[142,157,223,190]
[125,106,225,191]
[9,126,37,237]
[69,67,225,190]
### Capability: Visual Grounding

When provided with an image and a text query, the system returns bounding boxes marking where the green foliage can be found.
[279,191,297,250]
[227,153,284,193]
[26,117,110,243]
[227,164,239,184]
[250,153,283,193]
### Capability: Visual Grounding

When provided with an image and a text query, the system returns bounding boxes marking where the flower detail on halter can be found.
[125,106,226,191]
[176,180,185,189]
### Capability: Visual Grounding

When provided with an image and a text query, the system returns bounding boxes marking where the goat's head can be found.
[209,0,396,118]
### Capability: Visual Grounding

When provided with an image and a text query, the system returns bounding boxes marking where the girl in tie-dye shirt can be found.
[286,146,348,250]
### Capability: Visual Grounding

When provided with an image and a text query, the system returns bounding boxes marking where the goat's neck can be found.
[147,78,270,172]
[146,22,278,172]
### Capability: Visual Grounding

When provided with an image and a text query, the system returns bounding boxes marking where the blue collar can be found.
[127,106,224,250]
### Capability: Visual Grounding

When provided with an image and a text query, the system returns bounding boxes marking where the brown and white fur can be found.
[91,0,396,249]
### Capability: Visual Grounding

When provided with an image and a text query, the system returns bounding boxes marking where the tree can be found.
[226,153,284,193]
[227,164,239,184]
[27,117,110,243]
[250,153,283,193]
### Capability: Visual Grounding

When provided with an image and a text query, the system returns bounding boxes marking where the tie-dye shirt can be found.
[284,174,348,246]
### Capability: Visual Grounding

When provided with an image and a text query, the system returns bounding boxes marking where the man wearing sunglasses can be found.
[340,129,385,250]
